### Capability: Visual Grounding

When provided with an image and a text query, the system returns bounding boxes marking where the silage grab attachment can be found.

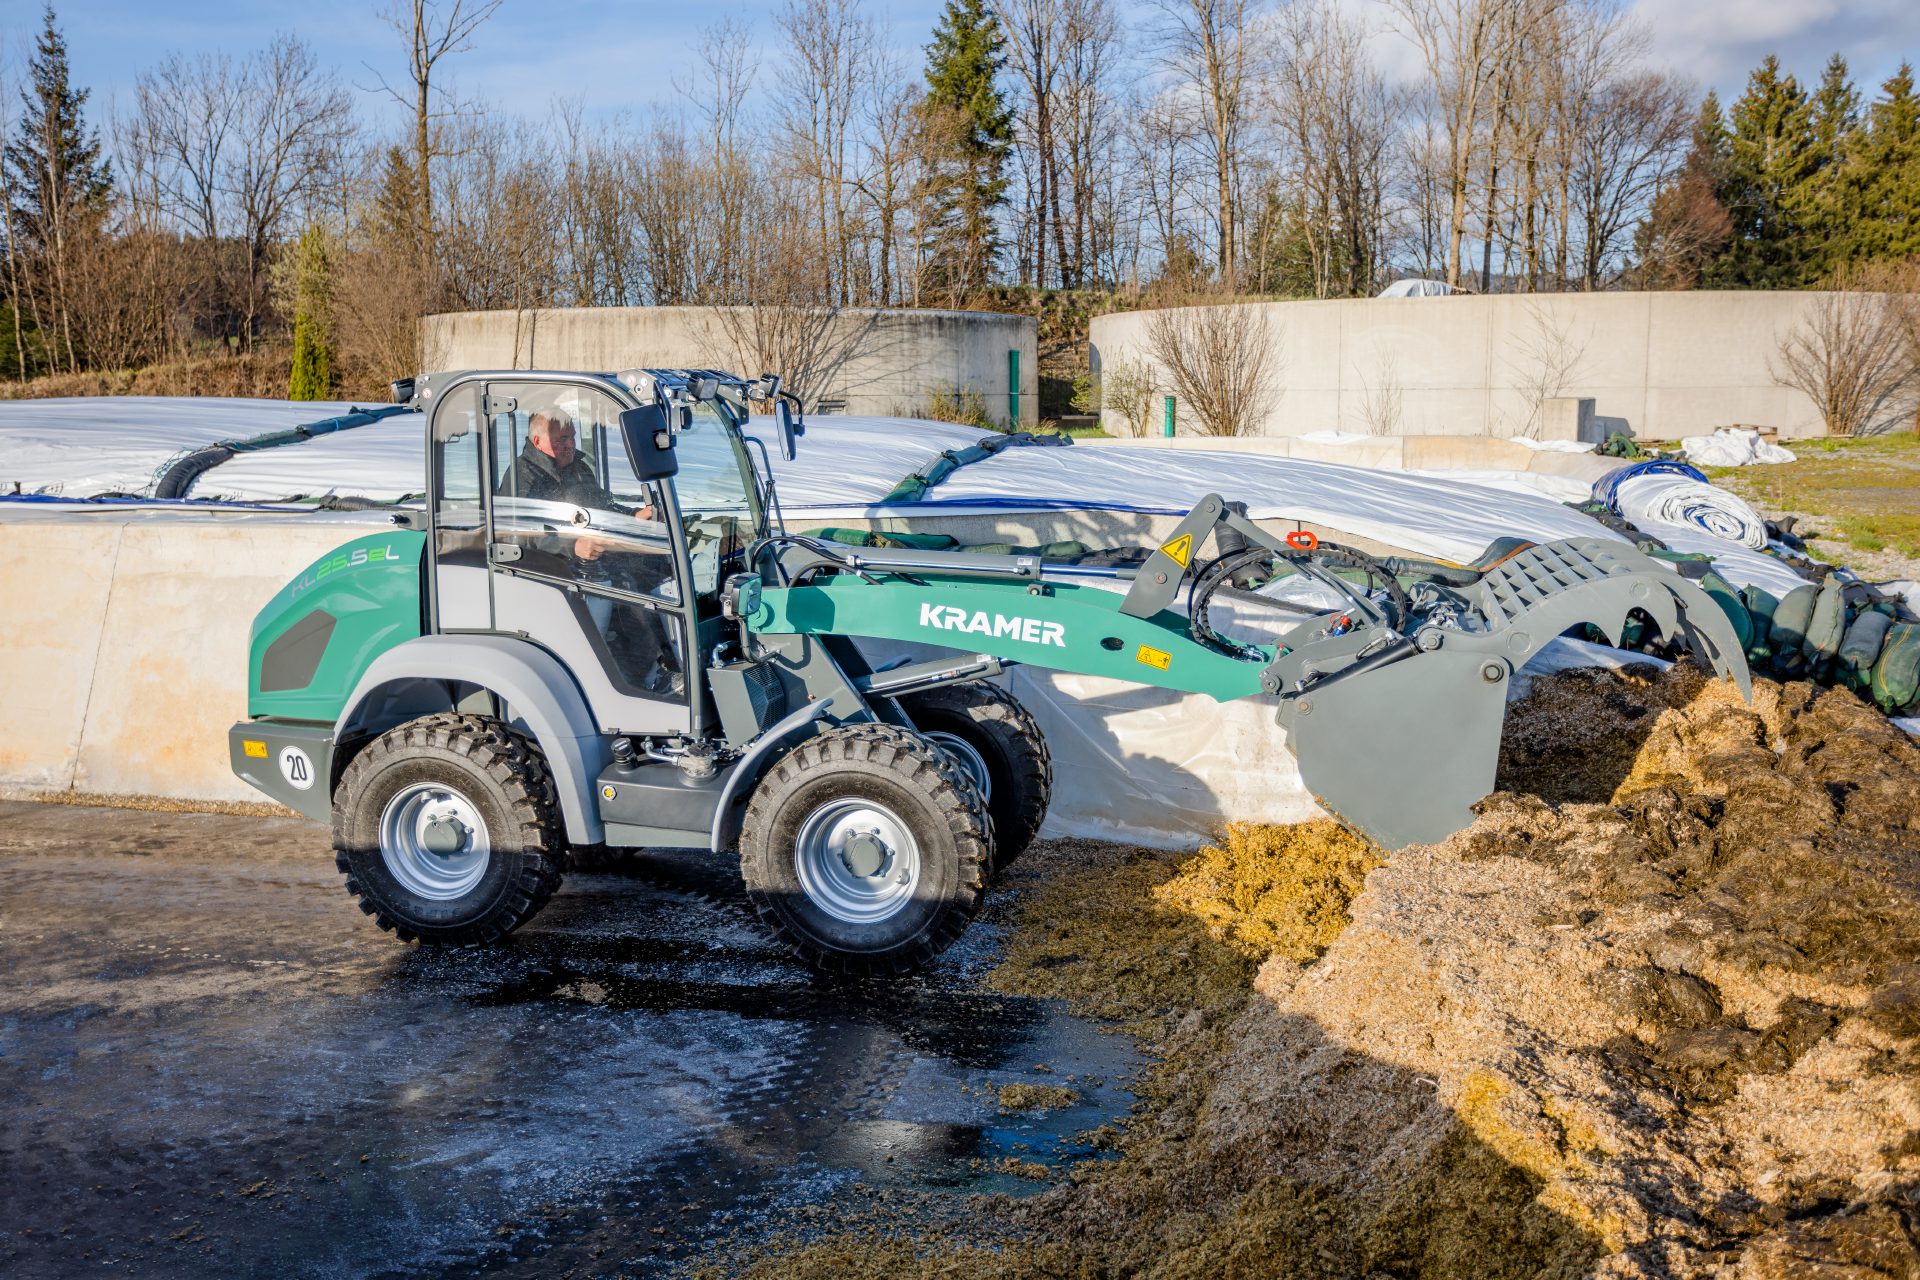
[747,494,1752,853]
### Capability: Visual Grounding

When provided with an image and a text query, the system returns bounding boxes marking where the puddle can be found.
[1,833,1142,1280]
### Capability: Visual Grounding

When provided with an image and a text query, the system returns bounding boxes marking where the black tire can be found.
[739,723,991,975]
[332,713,565,945]
[898,681,1052,872]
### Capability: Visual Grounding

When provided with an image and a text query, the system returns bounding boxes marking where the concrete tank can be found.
[424,306,1040,429]
[1089,290,1878,441]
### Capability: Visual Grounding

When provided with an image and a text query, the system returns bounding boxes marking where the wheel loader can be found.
[230,366,1751,974]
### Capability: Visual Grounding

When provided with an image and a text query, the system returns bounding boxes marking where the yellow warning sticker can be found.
[1136,645,1172,671]
[243,740,268,758]
[1159,533,1193,567]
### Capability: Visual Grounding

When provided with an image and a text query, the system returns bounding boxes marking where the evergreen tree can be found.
[1809,54,1861,171]
[4,4,110,251]
[371,146,422,254]
[286,226,334,401]
[1825,62,1920,264]
[921,0,1012,292]
[1703,55,1820,288]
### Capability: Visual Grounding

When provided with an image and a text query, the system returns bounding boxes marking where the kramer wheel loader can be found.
[230,366,1750,974]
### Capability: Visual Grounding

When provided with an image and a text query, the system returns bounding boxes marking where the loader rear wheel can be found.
[333,713,565,945]
[898,681,1051,872]
[739,723,990,975]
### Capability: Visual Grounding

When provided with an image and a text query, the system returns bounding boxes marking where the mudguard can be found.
[336,634,610,844]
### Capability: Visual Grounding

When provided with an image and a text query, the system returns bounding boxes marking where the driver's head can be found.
[528,411,578,468]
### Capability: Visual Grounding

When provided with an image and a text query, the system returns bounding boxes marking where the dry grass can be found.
[0,347,298,401]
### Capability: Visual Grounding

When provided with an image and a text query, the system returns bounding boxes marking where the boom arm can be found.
[743,499,1752,851]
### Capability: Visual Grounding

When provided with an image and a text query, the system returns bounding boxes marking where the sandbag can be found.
[1806,576,1848,663]
[1770,585,1818,654]
[1740,585,1779,661]
[1839,611,1893,688]
[1871,623,1920,713]
[1698,569,1756,654]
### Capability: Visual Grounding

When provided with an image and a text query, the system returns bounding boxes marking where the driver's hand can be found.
[574,536,606,560]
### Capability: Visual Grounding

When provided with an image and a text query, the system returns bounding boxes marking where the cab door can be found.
[480,379,693,737]
[426,381,491,631]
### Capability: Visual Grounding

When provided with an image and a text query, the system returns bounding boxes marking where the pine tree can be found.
[4,4,110,250]
[4,5,110,375]
[921,0,1013,293]
[1703,56,1820,288]
[371,146,422,253]
[1825,62,1920,265]
[287,226,334,401]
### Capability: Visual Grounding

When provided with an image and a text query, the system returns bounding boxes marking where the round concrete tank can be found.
[423,306,1039,428]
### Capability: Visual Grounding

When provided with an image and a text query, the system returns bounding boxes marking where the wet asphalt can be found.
[0,800,1140,1278]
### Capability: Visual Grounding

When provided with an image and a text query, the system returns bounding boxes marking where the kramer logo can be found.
[291,544,403,599]
[919,602,1065,646]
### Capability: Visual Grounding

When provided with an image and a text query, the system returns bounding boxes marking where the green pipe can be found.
[1008,349,1021,427]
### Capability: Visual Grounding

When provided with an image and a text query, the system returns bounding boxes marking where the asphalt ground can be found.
[0,801,1140,1278]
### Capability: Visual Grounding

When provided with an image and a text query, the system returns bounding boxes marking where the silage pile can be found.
[1001,666,1920,1278]
[714,667,1920,1279]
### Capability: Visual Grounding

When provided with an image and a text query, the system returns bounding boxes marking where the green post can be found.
[1008,349,1021,428]
[1164,395,1175,438]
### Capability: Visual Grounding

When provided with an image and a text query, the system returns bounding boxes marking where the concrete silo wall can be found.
[423,306,1040,428]
[1090,290,1886,441]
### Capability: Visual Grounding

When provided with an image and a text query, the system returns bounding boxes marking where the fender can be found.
[337,634,609,845]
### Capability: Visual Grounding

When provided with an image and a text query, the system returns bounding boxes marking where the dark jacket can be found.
[506,444,631,514]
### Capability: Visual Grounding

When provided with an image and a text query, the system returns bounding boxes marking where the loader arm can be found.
[744,501,1751,852]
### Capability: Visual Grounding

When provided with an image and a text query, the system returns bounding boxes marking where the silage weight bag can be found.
[1871,622,1920,714]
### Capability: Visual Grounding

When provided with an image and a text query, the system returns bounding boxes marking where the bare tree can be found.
[774,0,875,305]
[1771,267,1918,437]
[1150,0,1268,285]
[1352,346,1405,434]
[1143,299,1280,435]
[1268,2,1404,297]
[370,0,503,249]
[1385,0,1564,288]
[1502,298,1586,436]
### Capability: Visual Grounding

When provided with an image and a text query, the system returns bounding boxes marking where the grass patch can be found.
[1712,431,1920,561]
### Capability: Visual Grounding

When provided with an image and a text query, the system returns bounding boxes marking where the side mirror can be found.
[618,404,679,481]
[775,400,799,462]
[721,572,763,620]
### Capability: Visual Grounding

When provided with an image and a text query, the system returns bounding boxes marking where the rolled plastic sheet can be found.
[1610,473,1771,550]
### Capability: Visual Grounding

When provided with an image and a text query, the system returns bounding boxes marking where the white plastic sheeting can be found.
[202,414,426,502]
[1507,436,1598,454]
[1613,473,1771,550]
[1403,468,1595,505]
[1681,428,1797,467]
[0,396,365,497]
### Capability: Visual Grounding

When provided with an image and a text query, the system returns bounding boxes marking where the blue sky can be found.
[17,0,1920,139]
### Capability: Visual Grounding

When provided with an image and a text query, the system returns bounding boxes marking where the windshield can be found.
[610,397,764,596]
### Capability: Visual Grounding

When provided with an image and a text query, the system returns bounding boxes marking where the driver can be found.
[510,410,654,559]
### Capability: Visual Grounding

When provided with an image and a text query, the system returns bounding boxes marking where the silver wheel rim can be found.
[378,782,492,901]
[792,797,922,924]
[925,731,991,802]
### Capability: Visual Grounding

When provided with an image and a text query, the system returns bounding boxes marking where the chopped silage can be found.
[697,667,1920,1278]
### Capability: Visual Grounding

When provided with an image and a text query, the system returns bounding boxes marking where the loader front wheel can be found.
[333,713,565,945]
[898,681,1051,872]
[740,723,990,975]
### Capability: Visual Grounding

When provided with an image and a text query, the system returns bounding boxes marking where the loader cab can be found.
[421,369,768,741]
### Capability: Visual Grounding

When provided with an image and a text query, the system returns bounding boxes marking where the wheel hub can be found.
[793,799,921,924]
[840,831,888,878]
[378,783,492,901]
[422,815,470,855]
